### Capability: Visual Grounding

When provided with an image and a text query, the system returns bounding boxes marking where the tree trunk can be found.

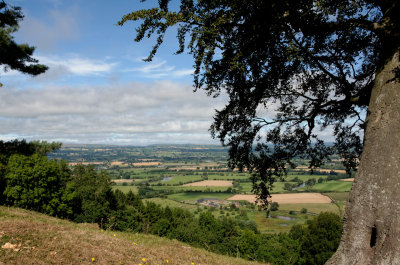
[326,50,400,264]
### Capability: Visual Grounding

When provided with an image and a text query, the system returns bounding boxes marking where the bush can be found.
[270,202,279,211]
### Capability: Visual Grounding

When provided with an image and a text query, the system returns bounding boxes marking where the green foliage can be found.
[0,1,48,84]
[257,233,301,265]
[0,139,343,264]
[68,164,117,225]
[289,212,343,265]
[4,153,72,217]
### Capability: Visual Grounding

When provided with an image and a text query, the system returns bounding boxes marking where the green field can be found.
[207,173,249,180]
[168,192,232,202]
[240,181,293,193]
[310,181,353,192]
[324,192,350,203]
[279,203,340,215]
[153,174,203,185]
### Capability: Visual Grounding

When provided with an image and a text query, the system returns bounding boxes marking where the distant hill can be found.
[0,206,267,265]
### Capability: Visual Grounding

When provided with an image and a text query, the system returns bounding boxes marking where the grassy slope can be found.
[0,206,267,265]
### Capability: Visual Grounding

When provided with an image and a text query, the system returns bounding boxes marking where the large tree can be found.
[120,0,400,264]
[0,1,48,84]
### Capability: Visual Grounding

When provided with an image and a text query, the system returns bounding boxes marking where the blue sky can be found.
[0,0,228,145]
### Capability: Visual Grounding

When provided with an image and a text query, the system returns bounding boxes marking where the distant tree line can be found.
[0,140,342,264]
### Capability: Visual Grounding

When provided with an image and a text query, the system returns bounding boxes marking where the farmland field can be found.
[184,180,233,186]
[227,193,332,204]
[51,144,351,233]
[156,174,203,185]
[309,180,353,192]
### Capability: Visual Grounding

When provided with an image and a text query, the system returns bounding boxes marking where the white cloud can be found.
[125,58,193,79]
[36,55,118,76]
[0,80,226,145]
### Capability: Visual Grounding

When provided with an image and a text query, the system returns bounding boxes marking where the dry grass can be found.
[227,193,332,204]
[112,179,134,184]
[183,180,233,187]
[339,178,354,182]
[0,206,267,265]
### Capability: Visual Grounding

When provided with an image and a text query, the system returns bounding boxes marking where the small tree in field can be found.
[270,202,279,212]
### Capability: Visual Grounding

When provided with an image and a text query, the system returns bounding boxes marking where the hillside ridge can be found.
[0,206,267,265]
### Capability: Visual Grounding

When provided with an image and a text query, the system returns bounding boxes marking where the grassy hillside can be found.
[0,206,267,265]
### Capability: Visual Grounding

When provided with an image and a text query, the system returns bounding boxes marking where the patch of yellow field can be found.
[339,178,354,182]
[112,179,134,183]
[227,193,332,204]
[133,162,160,166]
[184,180,233,187]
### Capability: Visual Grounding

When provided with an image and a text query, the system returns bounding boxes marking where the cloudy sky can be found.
[1,0,229,145]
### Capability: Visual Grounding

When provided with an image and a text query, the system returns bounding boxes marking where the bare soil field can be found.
[340,178,354,182]
[183,180,233,187]
[227,193,332,204]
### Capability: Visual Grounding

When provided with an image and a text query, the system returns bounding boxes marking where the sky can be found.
[0,0,229,145]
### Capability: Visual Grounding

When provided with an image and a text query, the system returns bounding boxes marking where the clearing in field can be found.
[227,193,332,204]
[183,180,233,187]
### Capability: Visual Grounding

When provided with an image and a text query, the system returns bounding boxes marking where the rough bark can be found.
[326,50,400,264]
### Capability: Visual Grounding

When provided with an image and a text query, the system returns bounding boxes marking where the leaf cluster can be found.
[0,1,48,79]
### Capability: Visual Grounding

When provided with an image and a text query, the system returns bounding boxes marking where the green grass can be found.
[247,203,341,233]
[278,203,340,215]
[309,181,353,192]
[168,192,232,202]
[207,173,249,180]
[323,192,350,203]
[240,182,291,193]
[246,210,304,233]
[155,174,203,185]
